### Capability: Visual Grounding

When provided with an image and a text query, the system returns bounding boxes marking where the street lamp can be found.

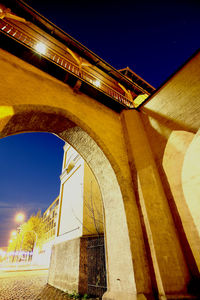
[12,213,25,263]
[15,213,25,223]
[11,230,20,263]
[11,230,17,237]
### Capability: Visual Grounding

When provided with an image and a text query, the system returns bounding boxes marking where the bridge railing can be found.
[0,18,135,108]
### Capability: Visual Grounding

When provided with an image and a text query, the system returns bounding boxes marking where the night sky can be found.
[0,0,199,247]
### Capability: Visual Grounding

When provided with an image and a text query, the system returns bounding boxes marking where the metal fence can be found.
[87,237,107,298]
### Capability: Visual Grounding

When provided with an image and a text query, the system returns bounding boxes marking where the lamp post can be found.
[11,227,20,263]
[12,212,25,263]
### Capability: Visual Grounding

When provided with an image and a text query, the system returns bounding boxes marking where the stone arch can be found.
[57,127,138,299]
[0,48,153,299]
[163,130,200,273]
[0,108,137,299]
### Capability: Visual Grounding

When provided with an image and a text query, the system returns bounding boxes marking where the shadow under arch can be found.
[0,106,137,299]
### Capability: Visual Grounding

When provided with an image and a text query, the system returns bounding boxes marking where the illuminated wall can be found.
[83,163,104,235]
[56,143,104,244]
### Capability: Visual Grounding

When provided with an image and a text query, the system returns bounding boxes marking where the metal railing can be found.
[0,18,135,108]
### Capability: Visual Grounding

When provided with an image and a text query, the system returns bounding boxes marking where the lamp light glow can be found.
[15,212,25,223]
[11,230,17,237]
[35,42,46,55]
[93,79,101,88]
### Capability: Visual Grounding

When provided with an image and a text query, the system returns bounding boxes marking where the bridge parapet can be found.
[0,0,155,110]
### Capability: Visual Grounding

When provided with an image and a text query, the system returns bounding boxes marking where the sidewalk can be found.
[0,266,48,300]
[0,262,48,272]
[0,263,100,299]
[36,284,100,300]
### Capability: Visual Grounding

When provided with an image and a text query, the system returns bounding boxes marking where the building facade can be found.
[56,142,104,243]
[49,143,105,295]
[43,196,59,242]
[35,143,104,271]
[33,196,59,266]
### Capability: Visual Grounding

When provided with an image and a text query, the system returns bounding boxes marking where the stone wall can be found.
[48,236,106,297]
[139,51,200,294]
[48,238,81,293]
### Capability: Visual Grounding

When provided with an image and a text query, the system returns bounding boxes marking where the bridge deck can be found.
[0,0,155,110]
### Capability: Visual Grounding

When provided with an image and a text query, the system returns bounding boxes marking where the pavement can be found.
[0,265,48,272]
[0,265,99,300]
[0,268,48,300]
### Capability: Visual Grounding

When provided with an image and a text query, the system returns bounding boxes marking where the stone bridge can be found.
[0,1,200,299]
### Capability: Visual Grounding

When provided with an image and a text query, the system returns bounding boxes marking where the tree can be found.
[20,211,46,252]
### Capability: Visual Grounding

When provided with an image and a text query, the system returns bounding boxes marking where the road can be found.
[0,268,48,300]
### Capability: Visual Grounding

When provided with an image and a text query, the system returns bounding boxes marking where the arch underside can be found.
[0,107,138,298]
[0,48,152,298]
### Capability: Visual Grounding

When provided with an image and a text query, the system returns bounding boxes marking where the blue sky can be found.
[28,0,200,88]
[0,133,64,247]
[0,0,199,247]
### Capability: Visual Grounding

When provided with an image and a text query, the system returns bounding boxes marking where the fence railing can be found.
[0,18,135,108]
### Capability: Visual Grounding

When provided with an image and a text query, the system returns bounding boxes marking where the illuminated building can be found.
[35,143,103,268]
[33,197,59,266]
[57,142,104,242]
[53,142,105,296]
[43,196,59,242]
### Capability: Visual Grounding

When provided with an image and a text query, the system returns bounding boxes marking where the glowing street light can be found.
[15,213,25,223]
[11,230,17,237]
[35,42,46,55]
